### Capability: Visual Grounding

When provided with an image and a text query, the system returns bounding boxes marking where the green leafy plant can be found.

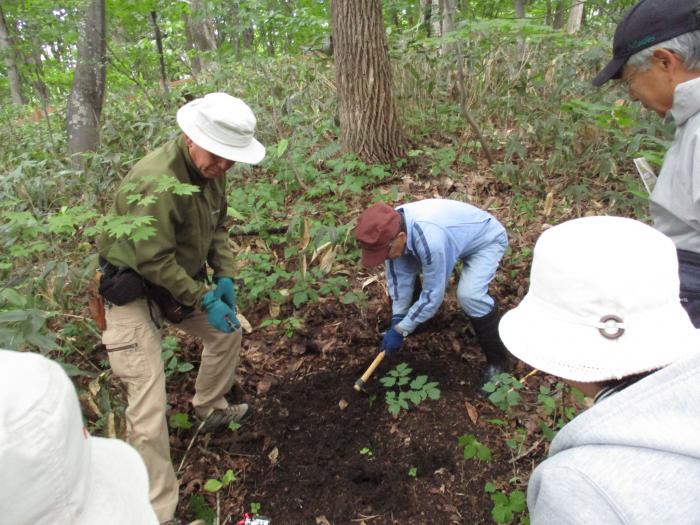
[250,502,262,515]
[359,447,373,458]
[170,412,193,430]
[483,373,525,412]
[204,469,236,493]
[485,482,528,524]
[380,362,441,416]
[408,467,418,478]
[458,433,493,462]
[161,336,194,377]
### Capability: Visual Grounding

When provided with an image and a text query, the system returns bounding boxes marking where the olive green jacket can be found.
[99,136,236,308]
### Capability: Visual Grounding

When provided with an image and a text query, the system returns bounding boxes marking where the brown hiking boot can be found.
[196,404,249,431]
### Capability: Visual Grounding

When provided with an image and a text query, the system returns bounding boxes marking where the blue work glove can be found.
[202,291,240,332]
[390,314,405,329]
[213,277,237,310]
[381,328,404,356]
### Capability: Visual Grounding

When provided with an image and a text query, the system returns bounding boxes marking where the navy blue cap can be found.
[593,0,700,86]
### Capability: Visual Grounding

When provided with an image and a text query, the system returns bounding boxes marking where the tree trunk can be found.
[431,0,442,39]
[552,0,566,30]
[567,0,584,34]
[67,0,106,164]
[420,0,432,36]
[150,11,169,94]
[0,6,25,105]
[514,0,526,18]
[331,0,407,164]
[183,13,203,75]
[442,0,456,54]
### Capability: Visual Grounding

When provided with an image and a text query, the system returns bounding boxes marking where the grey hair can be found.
[626,30,700,71]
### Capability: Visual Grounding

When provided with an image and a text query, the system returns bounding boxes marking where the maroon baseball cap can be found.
[354,203,401,267]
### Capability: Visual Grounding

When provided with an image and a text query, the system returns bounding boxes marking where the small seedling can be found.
[170,412,193,430]
[359,447,373,457]
[250,501,262,515]
[458,433,492,462]
[380,362,441,417]
[161,336,194,377]
[228,421,241,432]
[367,393,377,408]
[485,482,527,524]
[483,373,524,412]
[408,467,418,478]
[204,469,236,493]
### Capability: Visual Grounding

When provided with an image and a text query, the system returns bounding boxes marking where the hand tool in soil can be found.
[353,350,386,392]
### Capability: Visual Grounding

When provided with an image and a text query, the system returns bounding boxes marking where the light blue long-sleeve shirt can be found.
[387,199,506,334]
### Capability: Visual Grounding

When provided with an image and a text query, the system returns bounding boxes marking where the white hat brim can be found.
[76,437,158,525]
[177,105,266,165]
[499,293,700,382]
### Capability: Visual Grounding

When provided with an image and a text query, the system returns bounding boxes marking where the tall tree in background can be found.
[0,5,25,105]
[331,0,406,164]
[567,0,585,34]
[184,0,217,73]
[67,0,106,164]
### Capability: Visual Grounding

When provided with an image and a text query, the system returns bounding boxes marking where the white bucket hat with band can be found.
[0,350,158,525]
[499,216,699,383]
[177,92,266,165]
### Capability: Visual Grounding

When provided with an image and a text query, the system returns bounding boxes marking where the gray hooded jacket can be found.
[527,351,700,524]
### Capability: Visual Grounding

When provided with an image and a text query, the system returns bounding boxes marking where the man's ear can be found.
[652,48,682,72]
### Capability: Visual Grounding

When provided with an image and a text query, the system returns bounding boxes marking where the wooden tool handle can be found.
[353,351,386,391]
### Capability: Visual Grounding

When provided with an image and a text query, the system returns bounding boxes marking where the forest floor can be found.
[168,292,540,525]
[77,157,561,524]
[158,164,547,525]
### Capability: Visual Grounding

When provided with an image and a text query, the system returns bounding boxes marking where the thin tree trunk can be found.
[567,1,584,34]
[420,0,432,36]
[183,13,203,75]
[431,0,442,39]
[67,0,106,165]
[331,0,407,164]
[514,0,526,18]
[442,0,456,54]
[552,0,566,30]
[150,11,169,94]
[0,6,24,104]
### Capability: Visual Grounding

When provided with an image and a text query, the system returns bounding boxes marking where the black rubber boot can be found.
[470,306,513,388]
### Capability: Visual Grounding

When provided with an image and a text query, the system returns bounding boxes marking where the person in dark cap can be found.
[594,0,700,327]
[354,199,511,386]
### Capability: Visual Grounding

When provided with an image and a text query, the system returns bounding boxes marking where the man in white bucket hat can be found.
[97,93,265,523]
[0,350,158,524]
[499,216,700,524]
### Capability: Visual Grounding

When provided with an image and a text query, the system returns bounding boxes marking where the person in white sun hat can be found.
[97,93,265,524]
[499,216,700,524]
[0,350,158,525]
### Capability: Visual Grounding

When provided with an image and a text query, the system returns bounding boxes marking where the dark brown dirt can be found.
[170,296,536,525]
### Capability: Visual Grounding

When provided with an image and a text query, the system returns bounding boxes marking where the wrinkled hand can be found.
[381,328,404,356]
[202,291,240,333]
[213,277,237,310]
[390,314,405,329]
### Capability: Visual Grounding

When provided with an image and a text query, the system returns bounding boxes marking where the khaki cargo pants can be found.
[102,298,242,522]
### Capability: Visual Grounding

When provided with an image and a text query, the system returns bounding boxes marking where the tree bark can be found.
[420,0,432,36]
[514,0,526,18]
[0,5,25,105]
[567,0,584,34]
[150,11,169,94]
[331,0,407,164]
[431,0,442,39]
[552,0,566,30]
[442,0,456,54]
[67,0,106,164]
